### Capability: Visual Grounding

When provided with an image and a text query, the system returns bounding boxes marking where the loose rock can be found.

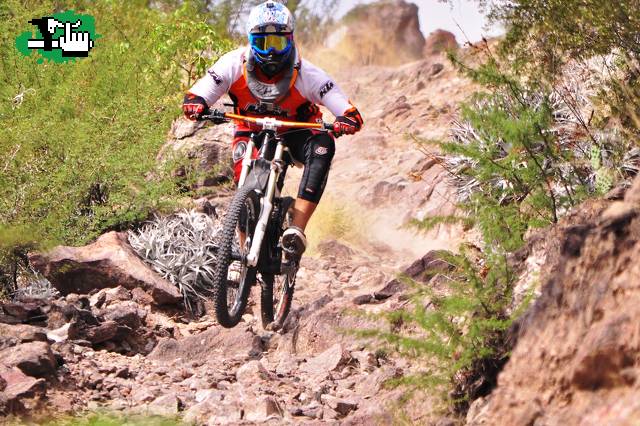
[301,344,352,377]
[0,342,57,377]
[29,232,182,305]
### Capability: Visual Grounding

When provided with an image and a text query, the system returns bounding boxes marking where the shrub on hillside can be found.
[0,0,232,294]
[357,249,515,414]
[480,0,640,139]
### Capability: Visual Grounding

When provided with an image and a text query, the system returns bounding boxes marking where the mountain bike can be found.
[200,111,336,329]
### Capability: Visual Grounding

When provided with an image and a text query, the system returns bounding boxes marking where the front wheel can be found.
[212,186,260,328]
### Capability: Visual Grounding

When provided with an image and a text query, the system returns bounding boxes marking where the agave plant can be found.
[443,60,637,209]
[128,209,223,313]
[13,268,59,300]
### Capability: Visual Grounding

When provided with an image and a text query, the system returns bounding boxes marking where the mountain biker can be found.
[183,0,363,261]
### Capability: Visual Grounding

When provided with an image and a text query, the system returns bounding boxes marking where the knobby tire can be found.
[260,197,296,329]
[261,273,295,329]
[212,185,258,328]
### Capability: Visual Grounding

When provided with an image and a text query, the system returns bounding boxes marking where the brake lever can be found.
[200,111,229,124]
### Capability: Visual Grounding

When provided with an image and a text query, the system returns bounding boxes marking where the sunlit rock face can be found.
[326,0,426,66]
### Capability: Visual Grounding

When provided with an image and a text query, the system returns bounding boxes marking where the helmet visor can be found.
[250,33,293,55]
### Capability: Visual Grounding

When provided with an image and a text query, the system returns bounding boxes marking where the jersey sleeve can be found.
[297,59,353,117]
[188,48,244,106]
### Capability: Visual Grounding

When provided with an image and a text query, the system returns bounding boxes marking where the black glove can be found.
[182,93,209,121]
[296,101,321,122]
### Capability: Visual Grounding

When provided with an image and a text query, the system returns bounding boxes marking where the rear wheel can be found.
[212,186,260,328]
[260,197,297,329]
[261,269,297,330]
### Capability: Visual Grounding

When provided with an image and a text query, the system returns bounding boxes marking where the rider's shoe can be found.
[282,226,307,263]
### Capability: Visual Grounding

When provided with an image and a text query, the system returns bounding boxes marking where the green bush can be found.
[40,411,183,426]
[483,0,640,71]
[357,249,515,413]
[481,0,640,138]
[0,0,231,291]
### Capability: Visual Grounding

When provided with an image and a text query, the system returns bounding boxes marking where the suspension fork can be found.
[246,138,285,267]
[238,133,260,189]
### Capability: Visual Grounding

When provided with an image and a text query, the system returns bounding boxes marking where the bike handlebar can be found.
[199,111,335,132]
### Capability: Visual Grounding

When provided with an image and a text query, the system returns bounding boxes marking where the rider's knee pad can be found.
[298,133,335,203]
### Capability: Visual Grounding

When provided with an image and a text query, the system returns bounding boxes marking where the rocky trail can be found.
[9,241,412,424]
[0,9,474,423]
[1,195,457,423]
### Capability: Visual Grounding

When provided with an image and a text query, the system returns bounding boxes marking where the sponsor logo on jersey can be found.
[208,69,223,85]
[319,81,335,99]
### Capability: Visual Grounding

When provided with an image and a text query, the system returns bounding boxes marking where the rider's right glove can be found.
[208,109,228,125]
[182,93,209,121]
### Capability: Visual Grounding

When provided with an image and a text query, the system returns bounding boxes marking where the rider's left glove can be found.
[333,107,363,137]
[183,93,209,121]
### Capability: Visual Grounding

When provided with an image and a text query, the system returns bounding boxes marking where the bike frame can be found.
[244,132,282,266]
[221,113,332,268]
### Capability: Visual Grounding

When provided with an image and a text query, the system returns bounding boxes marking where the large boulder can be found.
[468,175,640,425]
[362,250,455,304]
[329,0,426,65]
[29,232,181,305]
[149,324,261,363]
[423,29,458,56]
[278,297,382,356]
[0,342,57,377]
[157,118,233,188]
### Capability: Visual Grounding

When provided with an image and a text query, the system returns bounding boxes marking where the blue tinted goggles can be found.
[249,33,293,55]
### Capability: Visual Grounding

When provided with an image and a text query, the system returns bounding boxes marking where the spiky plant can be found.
[441,59,638,208]
[13,267,59,300]
[128,210,223,313]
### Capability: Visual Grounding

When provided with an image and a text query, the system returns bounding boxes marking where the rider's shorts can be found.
[231,129,335,204]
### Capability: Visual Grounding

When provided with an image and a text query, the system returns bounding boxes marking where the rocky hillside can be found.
[0,3,472,424]
[468,178,640,425]
[322,0,458,67]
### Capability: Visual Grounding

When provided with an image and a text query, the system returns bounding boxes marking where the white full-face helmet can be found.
[246,1,296,76]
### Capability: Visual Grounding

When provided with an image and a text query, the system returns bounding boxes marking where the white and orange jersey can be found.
[188,47,354,126]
